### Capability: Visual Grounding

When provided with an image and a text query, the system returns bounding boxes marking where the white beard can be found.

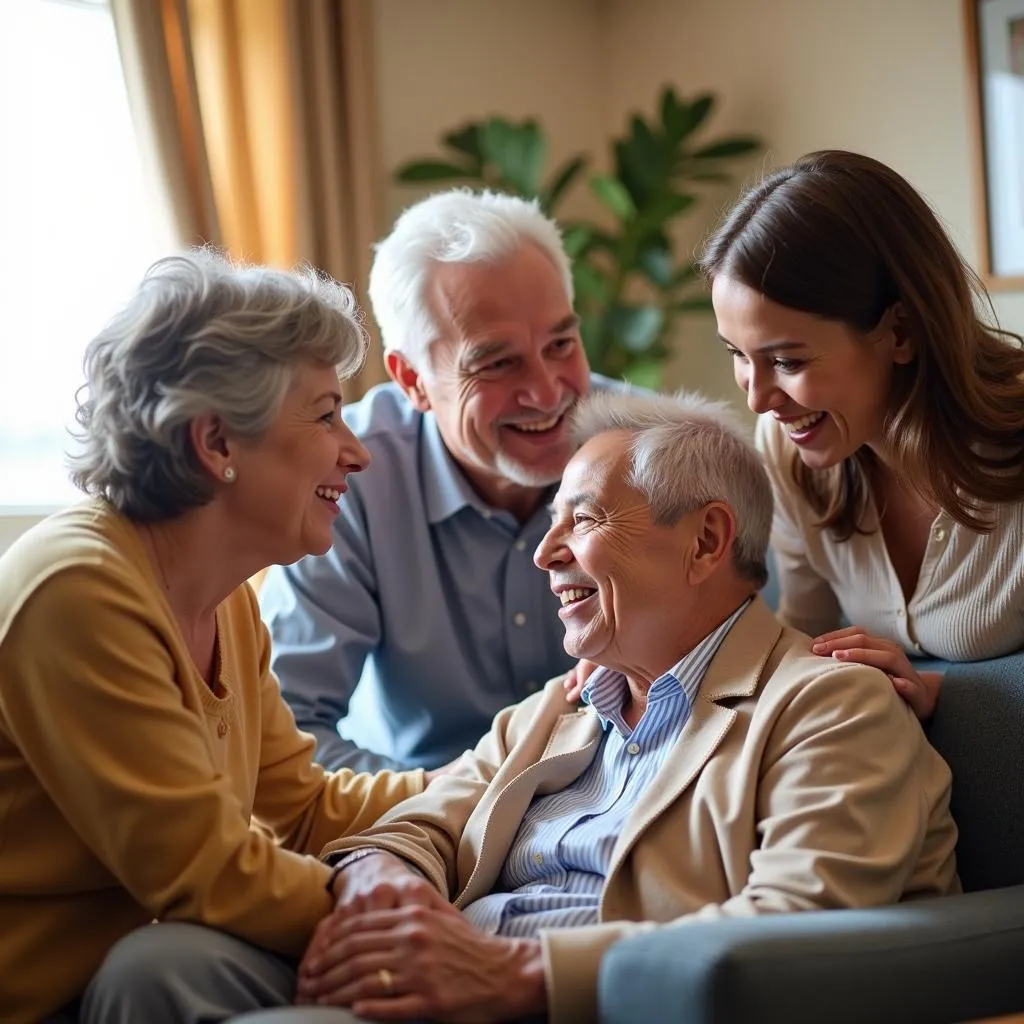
[494,448,565,489]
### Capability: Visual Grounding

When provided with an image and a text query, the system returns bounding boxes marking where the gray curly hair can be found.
[69,249,368,521]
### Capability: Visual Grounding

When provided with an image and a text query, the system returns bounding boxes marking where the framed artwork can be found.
[964,0,1024,289]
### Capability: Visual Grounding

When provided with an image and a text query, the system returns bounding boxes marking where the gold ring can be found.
[378,967,395,995]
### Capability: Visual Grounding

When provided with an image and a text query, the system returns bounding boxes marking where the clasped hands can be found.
[297,851,546,1022]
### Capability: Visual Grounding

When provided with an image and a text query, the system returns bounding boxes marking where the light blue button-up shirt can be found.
[461,600,750,938]
[259,381,604,772]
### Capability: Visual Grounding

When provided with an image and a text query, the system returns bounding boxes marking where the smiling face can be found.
[229,361,370,564]
[533,430,700,679]
[391,243,590,513]
[712,276,913,470]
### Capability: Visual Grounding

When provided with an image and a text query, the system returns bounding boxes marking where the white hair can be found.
[571,389,773,587]
[70,249,367,522]
[368,188,574,365]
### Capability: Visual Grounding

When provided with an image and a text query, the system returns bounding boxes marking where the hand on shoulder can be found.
[812,626,943,720]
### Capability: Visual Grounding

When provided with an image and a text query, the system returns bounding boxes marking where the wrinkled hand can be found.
[563,659,599,704]
[296,900,546,1022]
[812,626,944,720]
[300,851,444,1000]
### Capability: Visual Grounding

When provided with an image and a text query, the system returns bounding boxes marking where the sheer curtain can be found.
[110,0,388,397]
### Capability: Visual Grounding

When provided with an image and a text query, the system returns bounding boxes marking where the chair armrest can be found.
[598,887,1024,1024]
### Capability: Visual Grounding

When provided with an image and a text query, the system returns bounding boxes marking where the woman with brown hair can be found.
[701,149,1024,719]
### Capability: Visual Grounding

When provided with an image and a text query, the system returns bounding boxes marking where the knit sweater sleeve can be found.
[1,562,349,956]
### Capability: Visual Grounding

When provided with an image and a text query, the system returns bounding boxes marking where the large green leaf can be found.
[589,175,636,220]
[541,154,588,212]
[561,225,593,260]
[572,260,611,304]
[636,191,695,234]
[637,242,674,288]
[395,160,479,183]
[664,92,715,142]
[613,140,648,207]
[442,123,483,162]
[623,357,664,390]
[691,136,761,160]
[607,304,665,353]
[616,116,663,204]
[480,117,547,196]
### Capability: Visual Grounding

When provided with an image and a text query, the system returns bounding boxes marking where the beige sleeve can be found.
[245,589,426,858]
[541,660,950,1024]
[319,694,543,896]
[755,414,842,635]
[1,566,334,957]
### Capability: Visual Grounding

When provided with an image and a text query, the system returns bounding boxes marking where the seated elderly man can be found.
[282,390,958,1024]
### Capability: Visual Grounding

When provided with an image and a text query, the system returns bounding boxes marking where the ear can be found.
[684,502,736,586]
[188,413,234,482]
[385,349,431,413]
[884,302,916,365]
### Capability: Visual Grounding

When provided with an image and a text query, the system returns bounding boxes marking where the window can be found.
[0,0,173,509]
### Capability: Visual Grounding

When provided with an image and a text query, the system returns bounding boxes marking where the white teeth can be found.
[512,414,561,433]
[786,411,826,434]
[315,486,341,502]
[560,587,595,606]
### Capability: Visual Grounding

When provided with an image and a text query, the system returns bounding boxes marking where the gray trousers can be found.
[62,922,369,1024]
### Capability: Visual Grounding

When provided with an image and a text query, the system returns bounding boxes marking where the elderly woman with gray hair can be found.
[0,252,426,1024]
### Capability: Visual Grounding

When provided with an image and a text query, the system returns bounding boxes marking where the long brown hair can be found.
[701,149,1024,539]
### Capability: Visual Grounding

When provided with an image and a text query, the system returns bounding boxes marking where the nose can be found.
[534,522,572,571]
[338,420,371,474]
[520,355,562,411]
[744,364,785,416]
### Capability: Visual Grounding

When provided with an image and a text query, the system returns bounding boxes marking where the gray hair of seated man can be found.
[69,248,367,523]
[368,187,574,367]
[571,389,773,588]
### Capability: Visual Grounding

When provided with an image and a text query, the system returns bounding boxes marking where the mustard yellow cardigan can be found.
[0,502,424,1023]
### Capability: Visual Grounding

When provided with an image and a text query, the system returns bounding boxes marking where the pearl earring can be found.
[224,467,236,482]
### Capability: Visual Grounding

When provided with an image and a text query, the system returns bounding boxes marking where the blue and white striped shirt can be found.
[461,600,750,937]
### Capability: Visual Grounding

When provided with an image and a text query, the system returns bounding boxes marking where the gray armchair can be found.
[599,649,1024,1023]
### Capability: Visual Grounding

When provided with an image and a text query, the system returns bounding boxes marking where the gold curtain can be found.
[111,0,388,397]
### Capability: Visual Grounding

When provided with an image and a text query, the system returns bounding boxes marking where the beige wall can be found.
[373,0,607,225]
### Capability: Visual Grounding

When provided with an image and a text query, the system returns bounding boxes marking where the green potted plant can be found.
[396,87,761,388]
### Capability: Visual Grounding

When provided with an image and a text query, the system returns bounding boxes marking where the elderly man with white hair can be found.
[259,189,607,773]
[257,389,958,1024]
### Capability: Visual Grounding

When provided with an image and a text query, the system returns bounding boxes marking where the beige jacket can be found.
[323,597,958,1024]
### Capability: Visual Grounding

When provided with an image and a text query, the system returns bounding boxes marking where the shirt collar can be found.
[581,597,753,736]
[421,412,490,524]
[420,411,556,530]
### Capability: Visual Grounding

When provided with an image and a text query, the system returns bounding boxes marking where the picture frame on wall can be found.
[964,0,1024,289]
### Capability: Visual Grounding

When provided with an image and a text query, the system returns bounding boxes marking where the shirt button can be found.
[933,526,947,542]
[896,608,905,618]
[481,509,492,520]
[627,742,640,755]
[533,852,544,865]
[514,539,527,551]
[217,719,228,738]
[513,612,527,627]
